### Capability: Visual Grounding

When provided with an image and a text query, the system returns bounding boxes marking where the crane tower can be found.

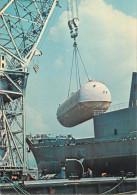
[0,0,58,169]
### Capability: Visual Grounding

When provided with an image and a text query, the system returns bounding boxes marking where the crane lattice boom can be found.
[0,0,57,69]
[0,0,58,168]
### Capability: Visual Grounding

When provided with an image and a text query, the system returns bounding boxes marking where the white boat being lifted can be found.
[57,81,111,127]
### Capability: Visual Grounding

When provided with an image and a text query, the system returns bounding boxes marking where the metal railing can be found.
[107,102,128,112]
[93,102,129,116]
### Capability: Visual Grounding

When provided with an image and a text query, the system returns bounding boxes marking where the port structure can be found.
[0,0,58,169]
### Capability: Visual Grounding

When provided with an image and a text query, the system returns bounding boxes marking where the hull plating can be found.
[57,101,111,127]
[27,137,137,176]
[57,81,111,127]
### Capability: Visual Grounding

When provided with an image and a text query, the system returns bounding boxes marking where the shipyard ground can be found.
[0,177,137,194]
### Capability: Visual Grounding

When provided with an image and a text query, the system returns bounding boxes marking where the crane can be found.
[67,0,79,42]
[0,0,59,171]
[66,0,90,97]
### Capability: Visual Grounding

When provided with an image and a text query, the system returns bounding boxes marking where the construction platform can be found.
[0,177,137,194]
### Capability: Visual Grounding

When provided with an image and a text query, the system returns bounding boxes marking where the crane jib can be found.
[0,0,58,69]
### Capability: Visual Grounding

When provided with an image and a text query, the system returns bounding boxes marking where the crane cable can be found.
[0,177,30,195]
[101,177,125,194]
[67,0,77,21]
[67,0,90,97]
[68,42,90,97]
[76,0,79,18]
[70,0,74,19]
[75,43,81,89]
[77,46,90,81]
[68,48,75,97]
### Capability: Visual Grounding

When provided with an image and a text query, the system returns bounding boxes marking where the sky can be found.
[25,0,137,140]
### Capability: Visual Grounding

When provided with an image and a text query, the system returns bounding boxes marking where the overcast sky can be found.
[25,0,137,139]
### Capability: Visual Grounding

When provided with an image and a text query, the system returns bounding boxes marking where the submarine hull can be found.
[57,81,111,127]
[57,101,111,127]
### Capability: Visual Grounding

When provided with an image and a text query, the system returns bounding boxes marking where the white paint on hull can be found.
[57,81,111,127]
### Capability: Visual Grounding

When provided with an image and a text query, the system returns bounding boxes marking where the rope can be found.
[76,0,79,18]
[75,46,81,88]
[74,47,78,90]
[68,42,89,97]
[117,190,137,194]
[101,178,125,194]
[13,182,30,195]
[0,177,31,195]
[68,48,75,97]
[67,0,70,21]
[67,0,79,21]
[6,180,22,195]
[70,0,74,20]
[67,0,89,95]
[76,49,81,87]
[77,47,90,81]
[39,1,61,49]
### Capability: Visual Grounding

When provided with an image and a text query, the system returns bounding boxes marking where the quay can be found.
[0,177,137,194]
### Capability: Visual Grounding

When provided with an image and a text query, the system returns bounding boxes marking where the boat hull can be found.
[27,137,137,176]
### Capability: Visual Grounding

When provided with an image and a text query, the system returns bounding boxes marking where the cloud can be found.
[53,55,64,68]
[49,11,69,43]
[26,105,47,134]
[49,0,136,104]
[26,0,136,138]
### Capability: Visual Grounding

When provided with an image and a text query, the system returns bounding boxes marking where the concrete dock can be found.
[0,177,137,194]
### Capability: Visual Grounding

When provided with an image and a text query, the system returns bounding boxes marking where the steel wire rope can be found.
[76,46,90,81]
[68,44,90,95]
[32,0,64,74]
[0,177,29,195]
[70,0,79,19]
[101,178,125,195]
[68,43,81,96]
[5,179,20,194]
[69,43,89,93]
[12,182,30,195]
[74,47,78,90]
[76,0,79,19]
[70,0,74,20]
[76,45,81,87]
[68,48,75,97]
[75,48,78,89]
[6,177,31,195]
[38,1,62,49]
[67,0,82,95]
[75,45,81,89]
[67,0,71,21]
[117,190,137,194]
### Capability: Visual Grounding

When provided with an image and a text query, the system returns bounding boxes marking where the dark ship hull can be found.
[27,131,137,176]
[27,72,137,177]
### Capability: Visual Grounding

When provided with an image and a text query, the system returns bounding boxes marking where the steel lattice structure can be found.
[0,0,57,167]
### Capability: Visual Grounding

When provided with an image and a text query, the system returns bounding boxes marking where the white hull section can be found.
[57,101,111,127]
[57,81,111,127]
